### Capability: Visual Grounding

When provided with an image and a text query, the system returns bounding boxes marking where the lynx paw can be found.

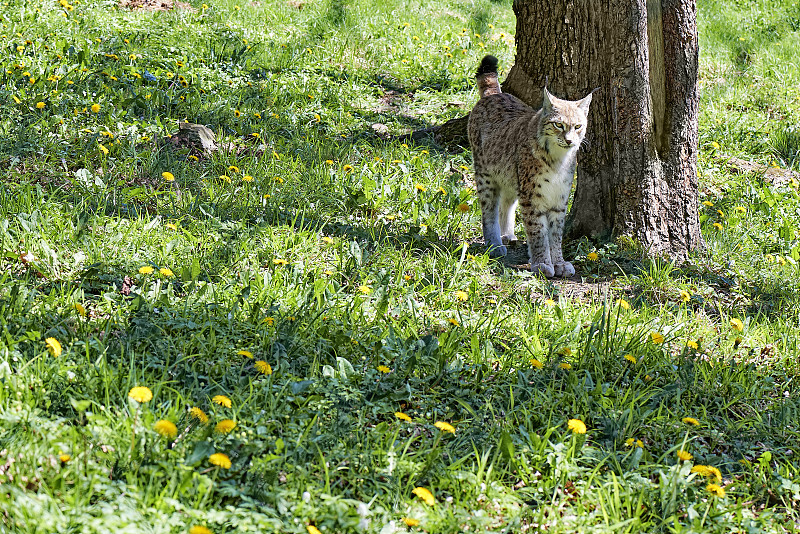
[530,262,555,278]
[553,261,575,278]
[501,234,518,245]
[488,244,508,258]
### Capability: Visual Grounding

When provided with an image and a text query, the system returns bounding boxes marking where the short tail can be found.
[475,55,501,98]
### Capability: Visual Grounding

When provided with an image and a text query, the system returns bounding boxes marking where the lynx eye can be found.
[575,124,583,130]
[553,122,565,130]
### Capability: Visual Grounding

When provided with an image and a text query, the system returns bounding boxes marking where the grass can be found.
[1,0,800,532]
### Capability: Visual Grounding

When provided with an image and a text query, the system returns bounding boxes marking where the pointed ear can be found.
[577,88,599,113]
[542,87,554,112]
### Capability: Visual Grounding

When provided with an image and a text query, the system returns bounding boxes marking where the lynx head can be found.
[537,87,593,152]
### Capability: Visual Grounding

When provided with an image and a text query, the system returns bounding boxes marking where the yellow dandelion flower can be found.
[713,222,723,230]
[559,362,572,370]
[159,267,174,277]
[414,183,427,192]
[189,526,213,534]
[434,421,455,434]
[617,298,631,310]
[650,332,665,344]
[624,354,637,364]
[208,452,232,469]
[189,407,209,424]
[139,265,154,274]
[545,299,556,307]
[263,317,275,326]
[401,518,420,527]
[12,95,21,104]
[730,318,744,332]
[98,143,109,155]
[687,340,699,349]
[243,175,253,182]
[680,290,690,302]
[682,417,700,426]
[343,164,354,173]
[59,454,71,463]
[560,347,572,356]
[254,360,272,375]
[395,412,411,421]
[377,365,391,373]
[710,141,720,149]
[128,386,153,403]
[587,252,599,261]
[227,165,239,173]
[154,419,178,438]
[307,526,321,534]
[212,395,232,408]
[215,419,236,433]
[567,418,587,434]
[74,303,87,317]
[45,337,63,357]
[702,200,714,207]
[706,483,725,498]
[412,486,435,506]
[166,223,178,231]
[530,358,543,369]
[91,103,100,113]
[677,450,693,461]
[237,350,253,359]
[36,101,45,109]
[454,290,468,301]
[321,236,334,244]
[273,258,289,266]
[734,206,746,213]
[162,172,175,181]
[358,285,372,295]
[447,318,460,326]
[234,110,241,117]
[219,175,231,183]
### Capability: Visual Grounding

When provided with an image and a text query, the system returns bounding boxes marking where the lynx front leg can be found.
[499,191,518,245]
[476,176,506,257]
[520,204,554,277]
[547,209,574,277]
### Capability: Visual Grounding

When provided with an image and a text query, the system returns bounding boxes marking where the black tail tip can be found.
[476,55,499,76]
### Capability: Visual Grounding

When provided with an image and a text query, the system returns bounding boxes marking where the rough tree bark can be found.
[432,0,702,259]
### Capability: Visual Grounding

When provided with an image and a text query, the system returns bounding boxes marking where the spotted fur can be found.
[467,55,593,277]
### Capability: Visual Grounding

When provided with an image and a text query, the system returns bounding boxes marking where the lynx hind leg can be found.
[499,192,518,245]
[476,174,506,257]
[520,207,554,277]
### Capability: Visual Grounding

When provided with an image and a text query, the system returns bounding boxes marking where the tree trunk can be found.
[501,0,702,259]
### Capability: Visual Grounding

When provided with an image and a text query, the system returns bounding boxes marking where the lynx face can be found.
[537,88,592,151]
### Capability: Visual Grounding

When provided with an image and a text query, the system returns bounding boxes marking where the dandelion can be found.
[228,165,239,173]
[530,358,543,369]
[45,337,62,357]
[706,483,725,498]
[454,290,468,302]
[625,438,644,448]
[702,200,714,207]
[139,266,154,274]
[263,317,275,326]
[234,110,241,117]
[713,222,723,230]
[395,412,411,421]
[91,103,100,113]
[219,175,231,183]
[682,417,700,426]
[650,332,665,344]
[59,454,71,463]
[325,159,334,165]
[447,318,460,326]
[128,386,153,403]
[74,303,87,317]
[98,143,109,155]
[254,361,272,375]
[307,526,321,534]
[401,518,420,527]
[212,395,232,408]
[159,267,174,277]
[679,290,690,302]
[567,418,587,434]
[166,223,177,231]
[343,164,354,173]
[677,450,693,461]
[208,453,232,469]
[710,141,720,149]
[559,362,572,370]
[687,340,699,350]
[587,252,599,261]
[457,203,470,212]
[412,487,435,506]
[36,101,45,109]
[154,420,178,438]
[237,350,253,359]
[434,421,455,434]
[215,419,236,433]
[624,354,637,364]
[189,526,213,534]
[358,285,372,295]
[617,299,630,310]
[730,318,744,332]
[242,175,253,182]
[273,259,288,266]
[414,184,427,192]
[377,365,391,373]
[693,465,722,482]
[189,407,209,424]
[162,171,175,181]
[734,206,746,213]
[560,347,572,356]
[321,236,334,244]
[545,299,556,307]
